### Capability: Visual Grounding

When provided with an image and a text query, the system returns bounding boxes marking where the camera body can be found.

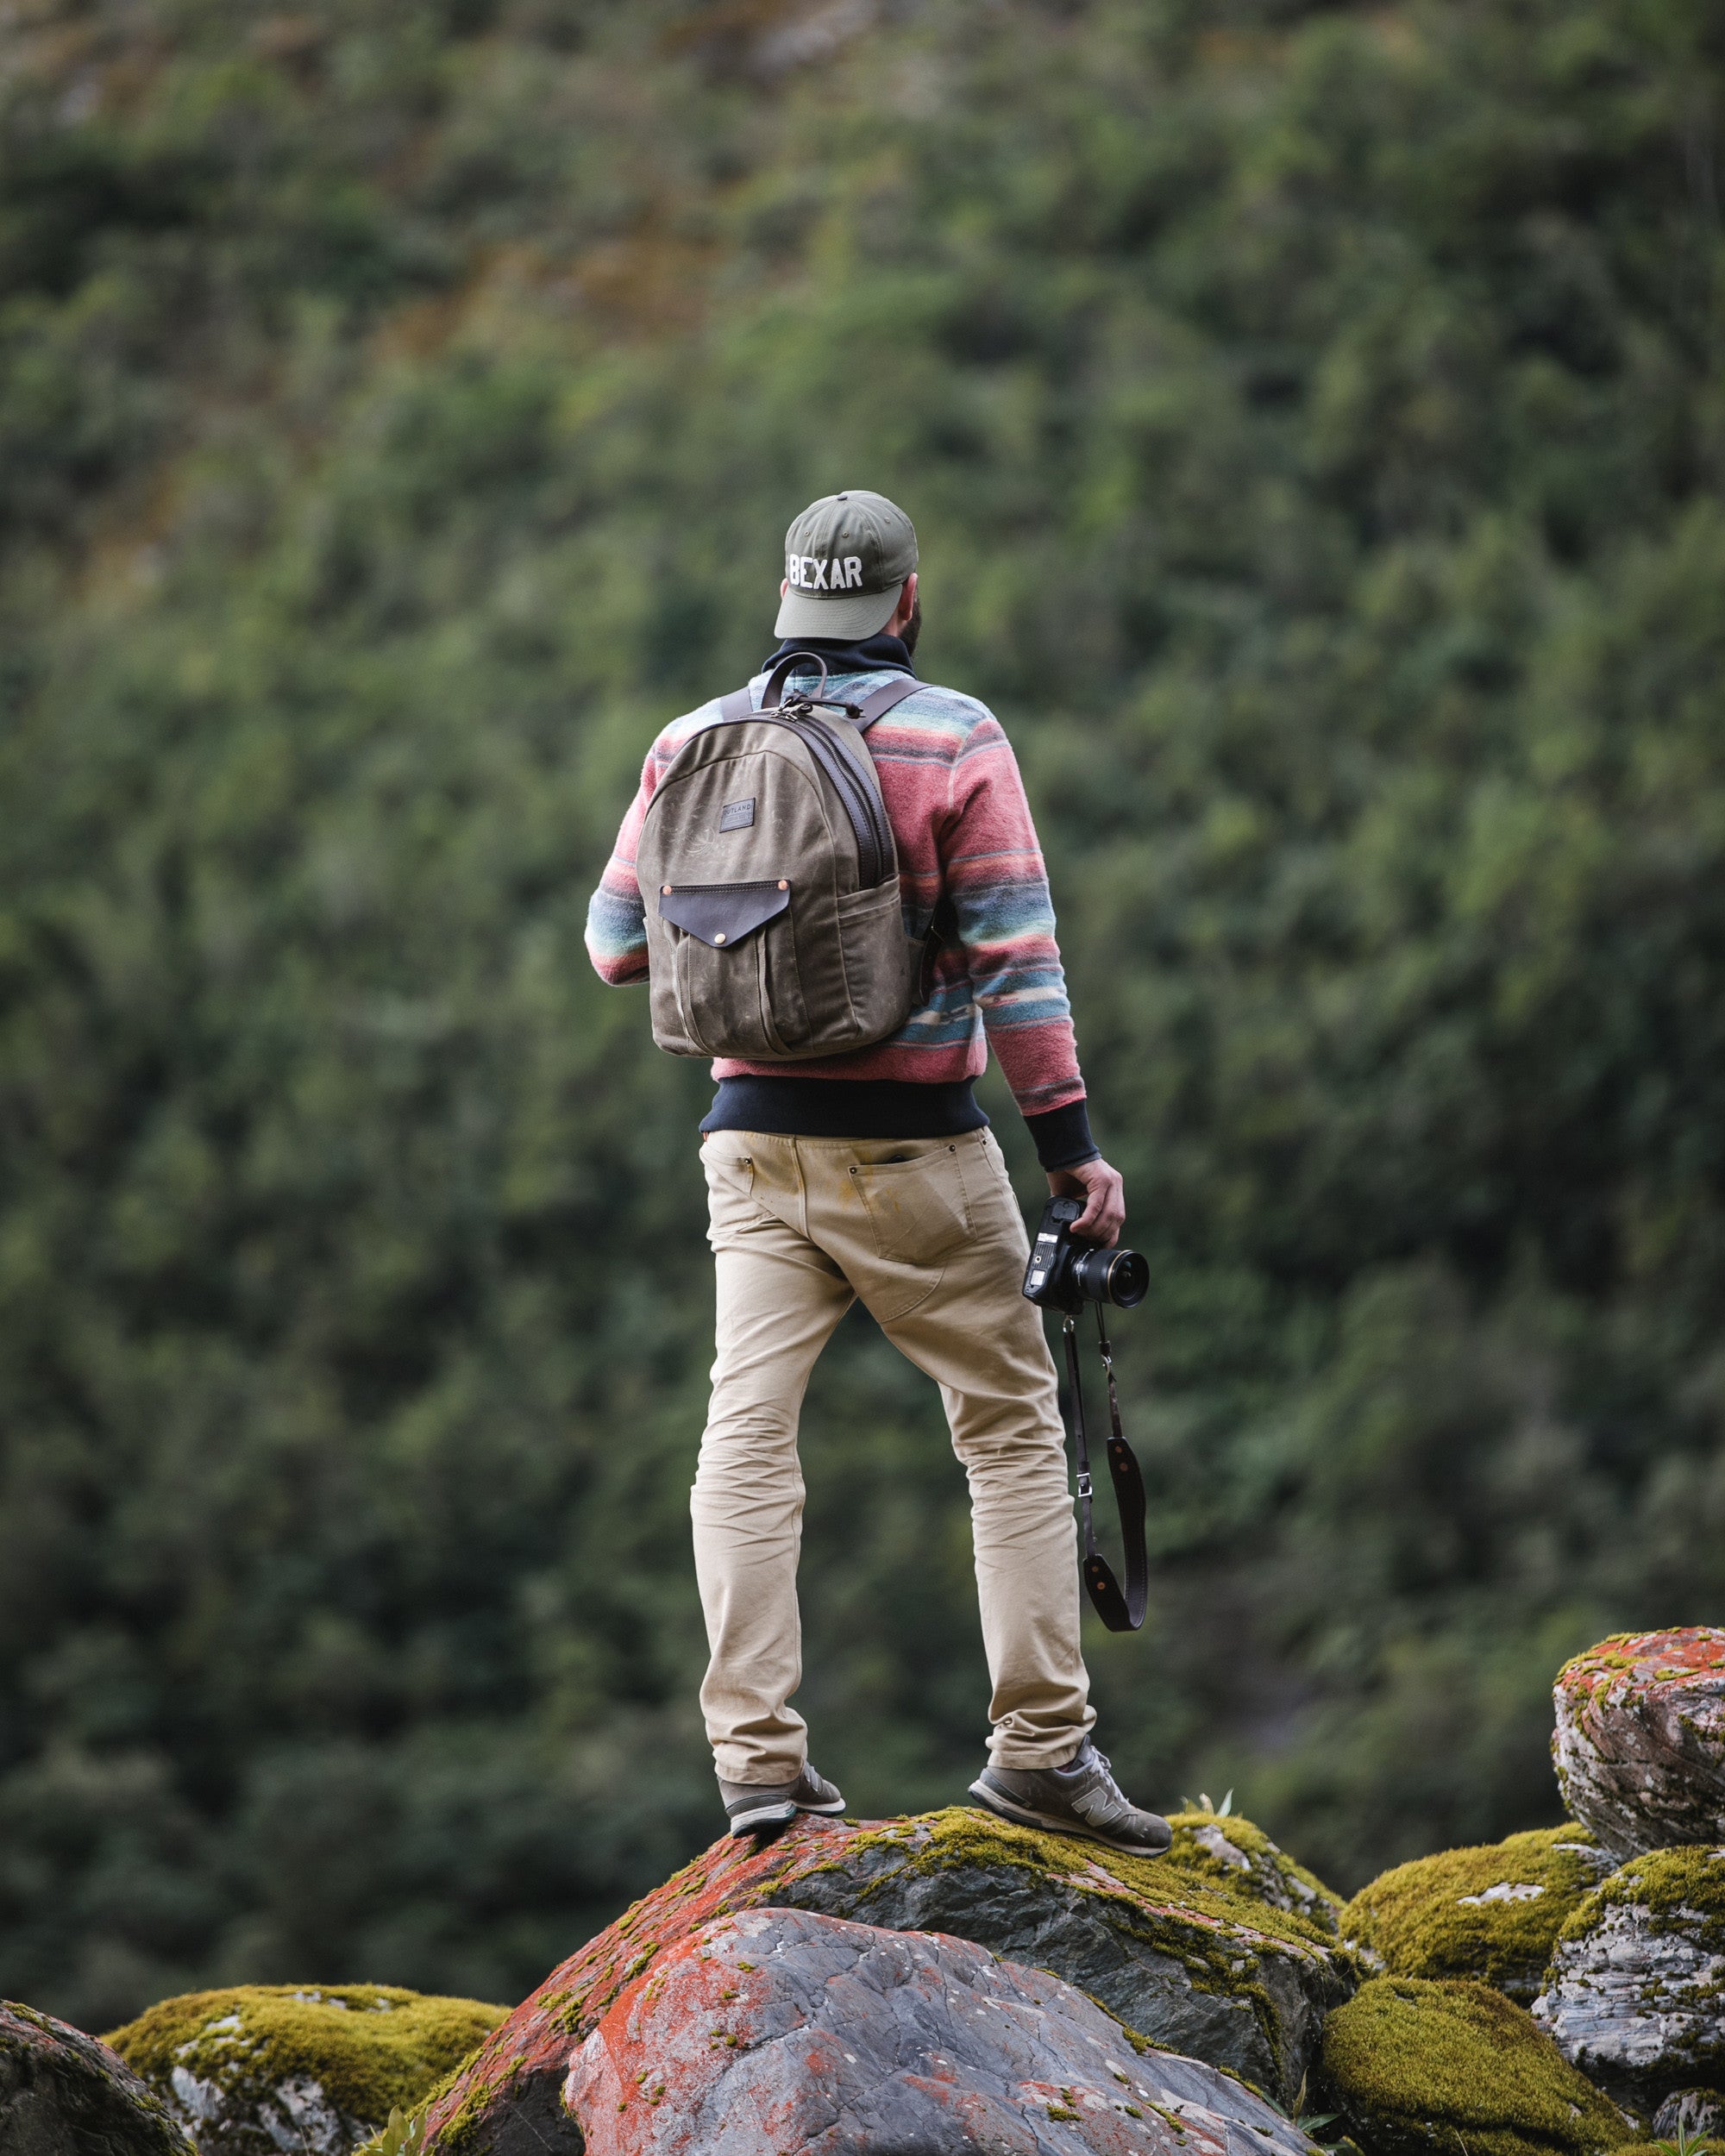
[1021,1195,1149,1314]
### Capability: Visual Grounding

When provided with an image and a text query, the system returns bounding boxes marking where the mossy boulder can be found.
[1168,1806,1346,1933]
[417,1807,1361,2148]
[2,1999,196,2156]
[762,1805,1358,2106]
[1534,1846,1725,2109]
[1553,1632,1725,1859]
[106,1983,507,2156]
[565,1902,1326,2156]
[1321,1975,1635,2156]
[1341,1826,1615,2002]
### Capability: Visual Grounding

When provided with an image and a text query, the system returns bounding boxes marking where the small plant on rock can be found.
[373,2108,427,2156]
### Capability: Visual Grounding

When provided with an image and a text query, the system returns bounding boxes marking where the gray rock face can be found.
[0,1999,197,2156]
[1532,1848,1725,2109]
[1553,1632,1725,1858]
[762,1812,1359,2108]
[1653,2090,1725,2141]
[563,1903,1325,2156]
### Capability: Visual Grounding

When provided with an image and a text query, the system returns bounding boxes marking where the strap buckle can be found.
[1076,1471,1094,1501]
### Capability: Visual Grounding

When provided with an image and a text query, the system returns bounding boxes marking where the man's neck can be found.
[766,630,914,678]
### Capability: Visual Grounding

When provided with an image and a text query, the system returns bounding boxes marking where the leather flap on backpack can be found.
[658,881,790,949]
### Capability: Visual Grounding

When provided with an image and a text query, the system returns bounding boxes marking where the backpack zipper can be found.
[781,710,889,887]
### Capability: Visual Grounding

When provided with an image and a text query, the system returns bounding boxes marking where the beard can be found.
[899,592,923,661]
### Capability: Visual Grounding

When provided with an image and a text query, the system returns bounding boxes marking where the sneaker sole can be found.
[727,1798,798,1835]
[968,1777,1170,1859]
[726,1791,849,1837]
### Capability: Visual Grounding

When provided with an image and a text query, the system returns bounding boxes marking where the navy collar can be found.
[765,633,914,680]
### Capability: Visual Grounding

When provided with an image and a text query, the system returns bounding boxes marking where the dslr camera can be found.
[1021,1195,1149,1314]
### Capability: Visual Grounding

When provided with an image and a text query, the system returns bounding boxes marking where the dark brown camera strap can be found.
[1061,1307,1148,1633]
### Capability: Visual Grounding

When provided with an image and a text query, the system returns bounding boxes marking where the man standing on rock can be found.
[586,490,1170,1857]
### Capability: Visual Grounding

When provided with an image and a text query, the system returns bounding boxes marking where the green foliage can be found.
[1341,1826,1610,2001]
[1321,1977,1636,2156]
[2,0,1724,2028]
[105,1984,504,2143]
[366,2109,429,2156]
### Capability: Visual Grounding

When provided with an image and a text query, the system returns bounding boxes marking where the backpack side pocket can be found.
[834,882,917,1045]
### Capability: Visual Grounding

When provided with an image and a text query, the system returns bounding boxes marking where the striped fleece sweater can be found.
[585,661,1089,1132]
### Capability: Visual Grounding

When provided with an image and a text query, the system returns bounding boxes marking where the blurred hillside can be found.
[3,0,1723,2030]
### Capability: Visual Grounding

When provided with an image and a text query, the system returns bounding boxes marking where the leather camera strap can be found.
[1061,1308,1148,1633]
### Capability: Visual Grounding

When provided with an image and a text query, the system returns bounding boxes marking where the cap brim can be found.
[774,582,903,640]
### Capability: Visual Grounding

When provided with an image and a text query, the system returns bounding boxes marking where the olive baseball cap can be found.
[774,489,918,639]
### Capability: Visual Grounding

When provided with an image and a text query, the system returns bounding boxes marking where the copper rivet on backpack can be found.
[778,880,788,890]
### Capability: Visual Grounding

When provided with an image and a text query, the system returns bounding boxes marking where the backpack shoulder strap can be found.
[702,668,917,734]
[717,686,756,724]
[851,675,920,731]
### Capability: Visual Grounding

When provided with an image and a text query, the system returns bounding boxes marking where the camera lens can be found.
[1104,1249,1149,1307]
[1069,1244,1150,1308]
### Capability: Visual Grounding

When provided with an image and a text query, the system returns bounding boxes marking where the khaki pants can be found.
[694,1127,1094,1783]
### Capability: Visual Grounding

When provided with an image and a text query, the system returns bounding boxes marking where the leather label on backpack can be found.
[718,797,756,831]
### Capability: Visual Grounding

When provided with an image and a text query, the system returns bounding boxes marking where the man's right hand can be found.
[1046,1156,1126,1246]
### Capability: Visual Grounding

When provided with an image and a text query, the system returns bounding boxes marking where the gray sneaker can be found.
[969,1739,1172,1858]
[718,1761,847,1837]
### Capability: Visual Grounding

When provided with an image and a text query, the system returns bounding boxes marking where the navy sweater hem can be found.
[700,1078,1097,1171]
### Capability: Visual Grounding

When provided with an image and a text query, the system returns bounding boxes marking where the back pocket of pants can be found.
[853,1144,971,1268]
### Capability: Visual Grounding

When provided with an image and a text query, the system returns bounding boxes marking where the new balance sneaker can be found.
[718,1761,847,1837]
[969,1739,1172,1857]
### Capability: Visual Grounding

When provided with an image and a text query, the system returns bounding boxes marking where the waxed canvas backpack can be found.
[636,652,925,1060]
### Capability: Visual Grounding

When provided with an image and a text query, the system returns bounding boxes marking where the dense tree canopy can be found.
[2,0,1722,2029]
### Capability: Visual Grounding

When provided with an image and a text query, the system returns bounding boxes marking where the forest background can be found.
[3,0,1723,2034]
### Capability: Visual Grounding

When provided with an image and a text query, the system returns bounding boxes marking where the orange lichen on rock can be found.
[417,1807,1361,2148]
[1552,1629,1725,1858]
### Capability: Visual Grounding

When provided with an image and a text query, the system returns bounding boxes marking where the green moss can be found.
[1322,1977,1635,2156]
[819,1804,1344,1957]
[794,1805,1356,2094]
[1549,1849,1725,2059]
[1557,1848,1725,1955]
[106,1984,507,2136]
[405,2040,543,2156]
[1164,1808,1345,1931]
[350,2059,473,2156]
[1341,1827,1610,2000]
